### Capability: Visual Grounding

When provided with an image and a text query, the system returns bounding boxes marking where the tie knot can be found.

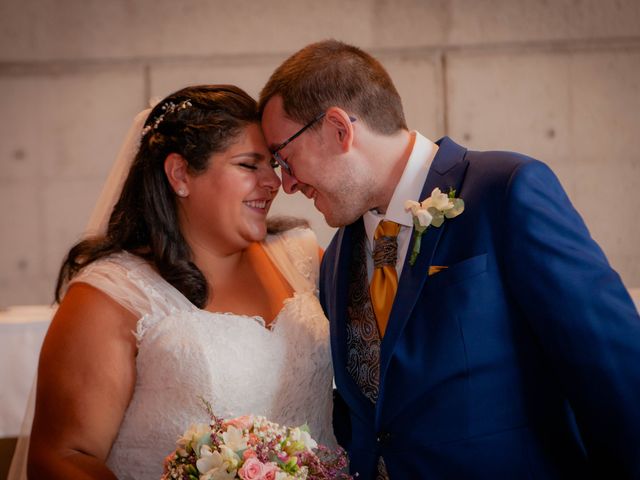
[373,221,400,269]
[374,220,401,240]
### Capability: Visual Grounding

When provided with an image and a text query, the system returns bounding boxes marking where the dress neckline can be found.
[199,242,294,328]
[198,293,302,332]
[120,243,298,331]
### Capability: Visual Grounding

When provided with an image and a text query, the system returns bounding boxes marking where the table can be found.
[0,305,56,438]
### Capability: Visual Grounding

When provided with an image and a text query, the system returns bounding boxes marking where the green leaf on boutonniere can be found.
[408,220,426,266]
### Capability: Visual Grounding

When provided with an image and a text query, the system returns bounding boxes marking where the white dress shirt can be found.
[363,131,439,281]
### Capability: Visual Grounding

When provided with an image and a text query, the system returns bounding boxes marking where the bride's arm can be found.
[28,283,138,479]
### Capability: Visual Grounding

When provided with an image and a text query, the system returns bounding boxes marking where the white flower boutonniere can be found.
[404,187,465,266]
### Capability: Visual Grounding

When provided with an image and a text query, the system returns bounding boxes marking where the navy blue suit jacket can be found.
[320,137,640,479]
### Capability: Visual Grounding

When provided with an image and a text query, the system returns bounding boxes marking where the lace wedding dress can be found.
[66,227,335,479]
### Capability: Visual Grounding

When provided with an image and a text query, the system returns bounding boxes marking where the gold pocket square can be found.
[428,265,448,276]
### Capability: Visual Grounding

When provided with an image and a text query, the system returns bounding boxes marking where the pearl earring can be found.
[177,187,188,197]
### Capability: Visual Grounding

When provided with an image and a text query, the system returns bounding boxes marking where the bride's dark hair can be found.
[55,85,263,308]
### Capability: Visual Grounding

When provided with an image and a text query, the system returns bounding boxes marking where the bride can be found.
[15,85,335,479]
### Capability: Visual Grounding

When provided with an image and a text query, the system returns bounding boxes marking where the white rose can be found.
[425,187,451,211]
[405,199,433,228]
[197,446,237,480]
[219,444,240,469]
[197,446,224,473]
[404,199,421,213]
[289,427,318,451]
[221,425,248,452]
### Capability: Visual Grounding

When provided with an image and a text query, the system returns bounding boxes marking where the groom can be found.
[259,40,640,479]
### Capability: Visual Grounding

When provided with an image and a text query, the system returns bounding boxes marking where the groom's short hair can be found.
[259,39,407,135]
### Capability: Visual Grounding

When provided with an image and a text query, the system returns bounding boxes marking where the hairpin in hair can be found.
[141,99,193,137]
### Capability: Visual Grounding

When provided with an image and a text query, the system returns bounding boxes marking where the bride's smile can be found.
[173,122,281,255]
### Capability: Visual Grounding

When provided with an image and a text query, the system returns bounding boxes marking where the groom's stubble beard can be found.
[318,160,379,228]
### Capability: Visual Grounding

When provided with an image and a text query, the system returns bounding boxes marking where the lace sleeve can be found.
[68,253,152,319]
[261,227,320,294]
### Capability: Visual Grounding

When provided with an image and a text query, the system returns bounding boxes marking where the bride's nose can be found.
[260,165,282,191]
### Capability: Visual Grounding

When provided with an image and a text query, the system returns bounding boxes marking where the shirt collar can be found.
[363,131,439,248]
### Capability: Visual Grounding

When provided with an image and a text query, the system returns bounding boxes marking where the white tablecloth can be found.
[0,305,56,438]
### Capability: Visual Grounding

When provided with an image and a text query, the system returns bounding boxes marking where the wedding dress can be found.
[65,227,334,479]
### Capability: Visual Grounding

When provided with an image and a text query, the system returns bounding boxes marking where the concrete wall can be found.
[1,0,639,306]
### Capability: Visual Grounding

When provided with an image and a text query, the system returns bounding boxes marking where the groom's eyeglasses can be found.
[270,112,356,177]
[270,112,327,177]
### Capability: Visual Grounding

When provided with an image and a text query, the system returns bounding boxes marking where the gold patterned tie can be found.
[370,220,401,338]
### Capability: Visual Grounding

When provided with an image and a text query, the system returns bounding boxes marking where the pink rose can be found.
[239,457,265,480]
[262,462,278,480]
[243,449,258,460]
[225,415,253,431]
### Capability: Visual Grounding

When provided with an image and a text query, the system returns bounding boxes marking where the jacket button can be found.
[376,431,392,444]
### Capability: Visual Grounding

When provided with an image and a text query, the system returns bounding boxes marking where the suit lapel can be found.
[377,137,470,408]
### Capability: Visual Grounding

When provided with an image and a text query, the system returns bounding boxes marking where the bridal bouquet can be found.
[161,403,351,480]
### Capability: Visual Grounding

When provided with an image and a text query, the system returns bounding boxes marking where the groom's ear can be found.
[325,107,354,153]
[164,153,190,194]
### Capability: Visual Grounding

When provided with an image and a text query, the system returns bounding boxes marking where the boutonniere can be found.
[404,187,465,266]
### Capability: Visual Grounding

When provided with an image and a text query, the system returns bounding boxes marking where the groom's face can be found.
[262,96,322,197]
[262,96,365,227]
